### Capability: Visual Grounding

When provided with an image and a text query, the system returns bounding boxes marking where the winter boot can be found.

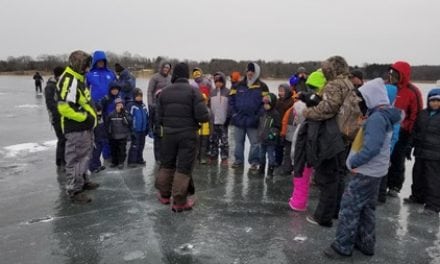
[83,181,100,190]
[289,167,312,212]
[70,192,92,204]
[172,171,192,210]
[155,168,176,200]
[172,197,195,213]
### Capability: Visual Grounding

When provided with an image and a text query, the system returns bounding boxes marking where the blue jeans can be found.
[89,139,107,171]
[259,144,276,167]
[128,132,146,164]
[233,126,260,165]
[332,173,381,256]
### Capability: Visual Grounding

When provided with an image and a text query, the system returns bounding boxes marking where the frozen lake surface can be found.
[0,76,439,264]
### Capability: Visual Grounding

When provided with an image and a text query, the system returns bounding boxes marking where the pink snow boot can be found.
[289,167,313,212]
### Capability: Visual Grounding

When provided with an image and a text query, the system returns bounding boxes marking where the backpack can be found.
[337,85,364,142]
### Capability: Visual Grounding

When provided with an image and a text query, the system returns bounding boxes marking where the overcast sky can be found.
[1,0,439,66]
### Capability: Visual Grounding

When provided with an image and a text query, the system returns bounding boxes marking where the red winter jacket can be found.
[391,61,423,133]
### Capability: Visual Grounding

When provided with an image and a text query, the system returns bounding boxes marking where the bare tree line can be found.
[1,52,439,81]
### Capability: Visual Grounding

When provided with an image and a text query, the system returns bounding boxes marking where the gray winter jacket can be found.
[147,61,172,107]
[210,72,230,125]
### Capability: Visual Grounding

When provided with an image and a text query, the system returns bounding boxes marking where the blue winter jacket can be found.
[86,51,116,103]
[229,79,269,128]
[346,79,401,177]
[128,101,149,133]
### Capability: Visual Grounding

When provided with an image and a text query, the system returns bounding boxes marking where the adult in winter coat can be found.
[404,88,440,215]
[57,50,99,204]
[44,66,66,169]
[386,61,423,196]
[229,62,269,170]
[303,55,354,228]
[33,72,44,93]
[325,78,401,258]
[147,61,172,162]
[155,62,209,213]
[86,50,116,103]
[114,63,136,101]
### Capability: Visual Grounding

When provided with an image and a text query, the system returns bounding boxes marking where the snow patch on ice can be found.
[123,250,146,261]
[3,140,57,158]
[16,104,42,109]
[293,235,307,242]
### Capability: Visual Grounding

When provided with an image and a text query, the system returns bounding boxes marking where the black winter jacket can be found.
[412,109,440,160]
[107,110,132,140]
[158,78,210,135]
[258,109,281,145]
[44,77,60,124]
[293,117,345,176]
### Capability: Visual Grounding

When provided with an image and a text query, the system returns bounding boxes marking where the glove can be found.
[148,130,154,138]
[405,146,413,161]
[84,113,95,128]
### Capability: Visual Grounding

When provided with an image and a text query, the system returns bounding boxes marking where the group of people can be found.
[42,50,440,259]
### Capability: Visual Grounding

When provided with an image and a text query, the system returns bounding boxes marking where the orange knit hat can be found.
[230,71,241,83]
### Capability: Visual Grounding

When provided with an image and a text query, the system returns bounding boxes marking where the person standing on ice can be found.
[229,62,269,171]
[44,66,66,170]
[147,61,172,163]
[385,61,423,197]
[86,51,116,162]
[57,50,99,204]
[33,72,44,93]
[324,78,401,259]
[155,62,209,212]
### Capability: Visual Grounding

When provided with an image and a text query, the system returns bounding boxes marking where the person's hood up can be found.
[359,78,390,109]
[279,83,292,99]
[390,61,411,87]
[246,62,261,86]
[263,93,277,109]
[321,56,349,81]
[108,81,121,95]
[306,69,327,92]
[68,50,92,74]
[171,63,189,83]
[159,60,172,76]
[385,84,398,105]
[428,88,440,109]
[213,72,227,88]
[91,50,108,69]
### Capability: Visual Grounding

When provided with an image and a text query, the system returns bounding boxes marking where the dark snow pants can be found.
[332,173,381,256]
[128,132,146,164]
[412,158,440,212]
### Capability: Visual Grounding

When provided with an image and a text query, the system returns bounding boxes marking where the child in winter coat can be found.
[127,88,149,167]
[258,93,281,177]
[89,105,107,173]
[404,88,440,215]
[208,72,230,165]
[275,83,294,173]
[325,78,401,258]
[107,98,132,169]
[198,93,211,164]
[288,101,313,211]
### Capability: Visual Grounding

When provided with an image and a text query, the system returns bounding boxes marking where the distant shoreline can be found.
[0,71,435,84]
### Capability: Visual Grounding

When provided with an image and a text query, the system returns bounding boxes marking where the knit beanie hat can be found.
[289,75,300,86]
[230,71,241,83]
[428,88,440,101]
[114,97,124,105]
[172,63,190,83]
[306,69,327,92]
[263,93,278,108]
[192,68,203,79]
